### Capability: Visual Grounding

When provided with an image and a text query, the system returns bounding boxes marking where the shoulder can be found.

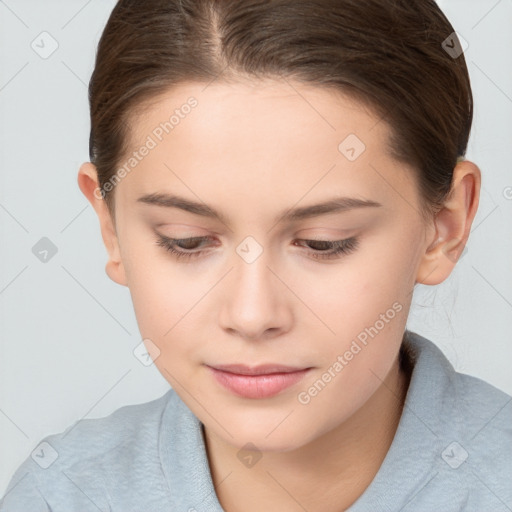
[39,388,174,469]
[448,368,512,500]
[451,369,511,430]
[0,389,178,510]
[402,331,512,509]
[405,331,511,438]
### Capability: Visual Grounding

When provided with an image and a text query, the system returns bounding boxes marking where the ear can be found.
[77,162,128,287]
[416,160,481,285]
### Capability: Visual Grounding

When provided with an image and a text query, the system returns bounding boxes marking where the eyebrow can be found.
[136,193,382,225]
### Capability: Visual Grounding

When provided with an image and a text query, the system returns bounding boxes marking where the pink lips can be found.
[207,363,311,399]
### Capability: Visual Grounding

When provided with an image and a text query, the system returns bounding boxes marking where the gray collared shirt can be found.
[1,331,511,511]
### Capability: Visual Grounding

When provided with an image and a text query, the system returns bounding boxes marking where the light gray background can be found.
[0,0,511,497]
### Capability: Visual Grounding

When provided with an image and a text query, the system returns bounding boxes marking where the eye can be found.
[155,234,359,261]
[293,237,359,260]
[156,235,213,261]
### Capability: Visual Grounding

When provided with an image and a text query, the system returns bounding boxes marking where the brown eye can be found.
[155,235,212,260]
[293,238,359,260]
[155,235,360,262]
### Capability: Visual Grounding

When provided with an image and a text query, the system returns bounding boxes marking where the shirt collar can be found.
[159,385,225,511]
[348,330,456,511]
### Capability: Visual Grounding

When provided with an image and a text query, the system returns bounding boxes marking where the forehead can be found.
[119,79,417,217]
[130,79,386,152]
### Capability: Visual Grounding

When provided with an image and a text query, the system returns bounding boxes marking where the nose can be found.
[218,245,293,342]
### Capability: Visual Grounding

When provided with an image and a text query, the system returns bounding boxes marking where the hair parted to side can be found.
[88,0,473,224]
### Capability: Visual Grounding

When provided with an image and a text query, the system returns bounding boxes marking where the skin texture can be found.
[78,79,480,511]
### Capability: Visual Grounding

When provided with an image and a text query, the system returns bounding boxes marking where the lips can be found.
[206,363,311,399]
[209,363,308,376]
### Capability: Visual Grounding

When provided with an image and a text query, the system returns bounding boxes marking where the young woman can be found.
[2,0,511,510]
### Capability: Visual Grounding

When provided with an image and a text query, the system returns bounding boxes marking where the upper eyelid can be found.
[155,226,359,240]
[156,234,352,246]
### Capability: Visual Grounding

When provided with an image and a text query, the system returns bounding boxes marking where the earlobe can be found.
[105,257,128,287]
[415,160,481,286]
[77,162,128,287]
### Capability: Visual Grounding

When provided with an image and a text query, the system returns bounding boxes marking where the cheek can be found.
[121,236,203,344]
[298,239,413,393]
[300,245,411,342]
[129,272,205,343]
[127,265,206,386]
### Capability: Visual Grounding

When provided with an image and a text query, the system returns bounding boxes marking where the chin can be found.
[207,417,318,454]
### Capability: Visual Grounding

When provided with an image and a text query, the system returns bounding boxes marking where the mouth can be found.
[206,363,312,399]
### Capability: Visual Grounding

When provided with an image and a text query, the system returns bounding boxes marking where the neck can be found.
[204,353,411,512]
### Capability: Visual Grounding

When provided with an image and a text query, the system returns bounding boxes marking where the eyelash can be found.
[155,234,359,261]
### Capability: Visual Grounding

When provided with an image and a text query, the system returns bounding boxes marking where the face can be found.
[104,79,434,451]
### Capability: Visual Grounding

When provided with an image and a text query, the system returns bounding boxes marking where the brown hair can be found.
[88,0,473,223]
